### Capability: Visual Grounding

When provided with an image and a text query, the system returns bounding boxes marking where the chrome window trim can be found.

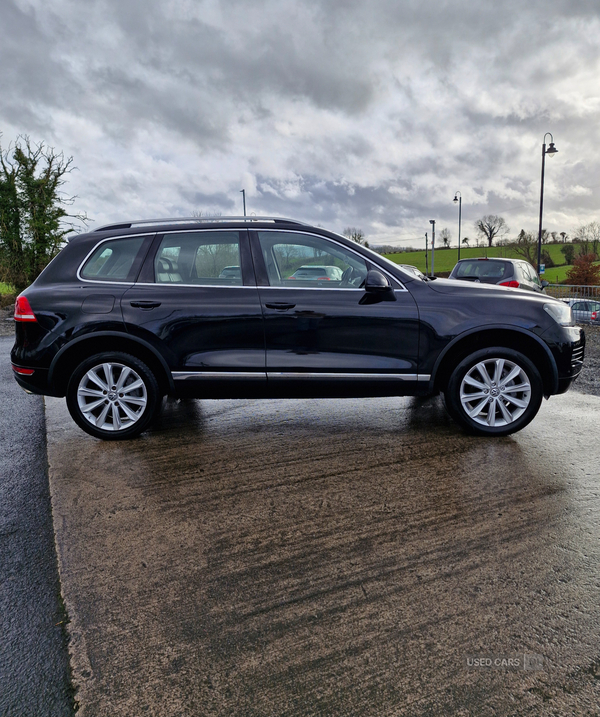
[256,228,408,292]
[76,232,154,284]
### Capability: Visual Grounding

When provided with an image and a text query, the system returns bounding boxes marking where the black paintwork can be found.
[11,219,585,401]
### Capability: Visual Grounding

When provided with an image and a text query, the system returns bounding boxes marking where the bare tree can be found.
[343,227,369,247]
[475,215,509,247]
[462,236,470,248]
[510,230,537,265]
[576,221,600,257]
[439,227,452,248]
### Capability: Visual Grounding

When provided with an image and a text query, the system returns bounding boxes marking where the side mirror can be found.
[365,269,392,292]
[541,280,549,288]
[361,270,396,302]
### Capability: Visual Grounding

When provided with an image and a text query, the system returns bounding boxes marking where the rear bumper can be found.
[11,365,62,397]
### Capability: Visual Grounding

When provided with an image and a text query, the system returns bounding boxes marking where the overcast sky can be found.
[2,0,600,246]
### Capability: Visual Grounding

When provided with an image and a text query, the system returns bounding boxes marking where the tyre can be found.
[66,352,161,440]
[444,347,543,437]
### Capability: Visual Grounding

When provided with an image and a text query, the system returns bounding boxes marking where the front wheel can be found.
[66,352,161,440]
[444,348,543,436]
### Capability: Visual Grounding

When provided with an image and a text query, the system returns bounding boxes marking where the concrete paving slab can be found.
[46,392,600,716]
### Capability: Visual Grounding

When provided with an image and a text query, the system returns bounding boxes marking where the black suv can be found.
[449,257,548,293]
[11,217,584,439]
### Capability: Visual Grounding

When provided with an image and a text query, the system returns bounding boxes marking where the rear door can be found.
[121,229,266,397]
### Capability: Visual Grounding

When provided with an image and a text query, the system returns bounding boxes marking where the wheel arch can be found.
[431,327,558,397]
[48,332,174,397]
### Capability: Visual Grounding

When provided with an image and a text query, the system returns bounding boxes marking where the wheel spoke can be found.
[86,368,109,392]
[115,367,132,391]
[119,401,140,421]
[120,396,146,407]
[466,397,490,418]
[502,394,529,409]
[497,399,514,423]
[79,387,105,399]
[120,378,144,395]
[474,362,493,386]
[503,382,530,395]
[95,403,111,428]
[461,390,487,401]
[493,359,505,386]
[81,397,107,414]
[463,375,487,391]
[487,401,496,427]
[502,364,522,385]
[112,403,122,430]
[102,363,115,389]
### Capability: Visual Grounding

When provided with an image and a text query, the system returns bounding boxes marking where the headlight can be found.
[544,302,573,325]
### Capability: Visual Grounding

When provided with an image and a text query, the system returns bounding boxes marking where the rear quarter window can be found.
[80,236,148,282]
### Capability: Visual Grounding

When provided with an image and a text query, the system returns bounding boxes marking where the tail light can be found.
[14,296,37,322]
[12,365,35,375]
[592,311,597,321]
[317,277,331,281]
[499,281,520,288]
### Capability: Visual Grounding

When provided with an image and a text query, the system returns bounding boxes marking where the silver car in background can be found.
[562,298,600,325]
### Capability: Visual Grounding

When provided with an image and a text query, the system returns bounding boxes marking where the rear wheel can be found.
[444,347,543,436]
[66,352,160,440]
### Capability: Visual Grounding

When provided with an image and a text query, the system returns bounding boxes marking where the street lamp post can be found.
[240,189,247,217]
[537,133,558,274]
[429,220,436,276]
[425,232,428,275]
[453,192,462,262]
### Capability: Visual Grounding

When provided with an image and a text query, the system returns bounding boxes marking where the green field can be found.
[383,243,576,283]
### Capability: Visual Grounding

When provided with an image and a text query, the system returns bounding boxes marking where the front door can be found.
[252,230,421,397]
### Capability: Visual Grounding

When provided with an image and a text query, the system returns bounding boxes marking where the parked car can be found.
[562,298,600,325]
[218,265,241,279]
[448,257,548,293]
[288,265,344,281]
[11,216,584,440]
[399,264,426,279]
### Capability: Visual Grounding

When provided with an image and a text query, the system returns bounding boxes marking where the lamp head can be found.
[546,142,558,157]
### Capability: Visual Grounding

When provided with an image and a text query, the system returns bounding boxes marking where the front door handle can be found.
[265,303,296,311]
[130,301,161,309]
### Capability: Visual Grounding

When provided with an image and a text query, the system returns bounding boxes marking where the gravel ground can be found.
[1,304,598,396]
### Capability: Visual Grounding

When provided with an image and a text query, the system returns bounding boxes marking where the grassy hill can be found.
[383,243,575,283]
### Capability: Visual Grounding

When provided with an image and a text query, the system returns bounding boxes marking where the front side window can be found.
[81,236,147,281]
[257,231,368,288]
[154,232,242,285]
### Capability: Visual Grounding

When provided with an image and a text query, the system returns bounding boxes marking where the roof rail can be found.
[93,216,310,232]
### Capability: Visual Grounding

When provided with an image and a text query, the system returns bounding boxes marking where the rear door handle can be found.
[265,303,296,311]
[130,301,161,309]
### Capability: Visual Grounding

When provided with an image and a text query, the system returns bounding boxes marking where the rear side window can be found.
[154,232,242,285]
[81,236,147,282]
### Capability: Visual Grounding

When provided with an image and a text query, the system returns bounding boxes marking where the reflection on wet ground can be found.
[46,393,600,716]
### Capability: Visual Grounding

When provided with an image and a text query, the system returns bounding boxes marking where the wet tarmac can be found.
[0,337,74,717]
[45,392,600,716]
